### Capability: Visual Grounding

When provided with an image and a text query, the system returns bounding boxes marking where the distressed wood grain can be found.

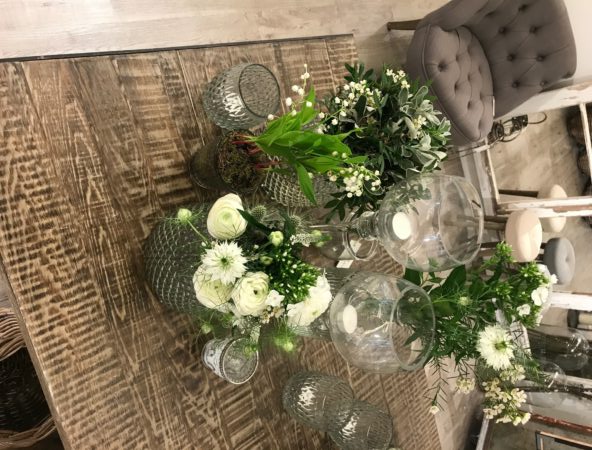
[0,36,441,449]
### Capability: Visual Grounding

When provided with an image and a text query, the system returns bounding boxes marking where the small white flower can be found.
[267,114,275,120]
[531,286,549,306]
[477,325,514,370]
[329,175,337,182]
[343,84,350,91]
[548,274,558,285]
[318,112,326,119]
[521,413,531,424]
[298,88,305,96]
[429,405,439,415]
[348,92,355,100]
[339,111,347,117]
[517,304,531,317]
[456,377,475,394]
[201,241,247,285]
[285,97,293,107]
[286,275,332,326]
[342,100,349,107]
[334,97,341,104]
[366,106,375,112]
[315,126,324,134]
[291,85,299,92]
[305,101,312,107]
[302,72,310,79]
[331,118,338,125]
[347,192,353,198]
[265,290,285,308]
[291,110,297,116]
[342,153,348,159]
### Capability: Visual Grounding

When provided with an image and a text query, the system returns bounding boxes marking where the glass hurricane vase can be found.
[528,325,590,371]
[203,63,280,130]
[328,271,435,373]
[315,174,484,271]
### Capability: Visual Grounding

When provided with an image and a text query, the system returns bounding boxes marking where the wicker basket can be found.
[0,307,55,448]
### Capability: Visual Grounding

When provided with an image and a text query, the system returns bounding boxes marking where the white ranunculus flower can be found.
[206,193,247,240]
[286,275,332,327]
[269,231,284,247]
[232,272,270,317]
[531,286,549,306]
[192,266,233,310]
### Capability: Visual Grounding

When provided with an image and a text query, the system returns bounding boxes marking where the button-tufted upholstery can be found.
[405,0,577,145]
[543,237,575,285]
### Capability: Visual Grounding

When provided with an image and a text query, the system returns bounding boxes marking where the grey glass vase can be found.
[203,63,280,130]
[282,371,354,432]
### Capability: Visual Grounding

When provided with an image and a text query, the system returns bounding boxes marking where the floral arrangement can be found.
[405,242,557,425]
[321,64,451,219]
[177,193,332,351]
[242,64,371,205]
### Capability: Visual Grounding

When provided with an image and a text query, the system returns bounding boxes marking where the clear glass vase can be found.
[282,371,355,432]
[203,63,280,130]
[328,400,393,450]
[310,216,378,261]
[313,174,484,271]
[328,271,435,373]
[528,325,590,371]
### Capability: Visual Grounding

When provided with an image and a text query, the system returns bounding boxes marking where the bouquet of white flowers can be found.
[144,194,332,352]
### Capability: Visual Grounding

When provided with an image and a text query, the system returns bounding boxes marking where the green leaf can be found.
[238,209,272,234]
[295,164,317,204]
[441,265,466,295]
[403,268,422,286]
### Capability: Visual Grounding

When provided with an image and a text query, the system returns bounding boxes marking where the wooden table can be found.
[0,35,440,449]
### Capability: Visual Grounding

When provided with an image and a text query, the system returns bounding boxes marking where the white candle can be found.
[391,212,412,240]
[339,305,357,334]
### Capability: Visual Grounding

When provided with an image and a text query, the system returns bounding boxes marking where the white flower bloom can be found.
[477,325,514,370]
[291,110,297,116]
[298,88,305,96]
[331,118,338,125]
[339,111,347,117]
[521,413,531,424]
[548,274,558,285]
[315,126,324,134]
[342,100,349,107]
[318,112,325,119]
[286,275,332,327]
[348,92,355,100]
[517,304,531,317]
[192,266,233,310]
[232,272,270,316]
[206,193,248,240]
[334,97,341,104]
[201,241,247,285]
[291,85,300,92]
[401,80,410,89]
[305,101,312,107]
[429,405,439,415]
[285,97,293,107]
[531,286,549,306]
[456,377,475,394]
[343,84,350,91]
[267,114,275,120]
[265,289,285,308]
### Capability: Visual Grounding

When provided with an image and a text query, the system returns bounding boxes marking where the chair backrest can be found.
[422,0,577,117]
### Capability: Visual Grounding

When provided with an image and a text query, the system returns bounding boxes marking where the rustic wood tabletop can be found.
[0,35,440,449]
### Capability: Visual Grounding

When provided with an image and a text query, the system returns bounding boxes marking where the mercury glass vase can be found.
[202,337,259,385]
[282,371,355,432]
[203,63,280,130]
[314,174,484,271]
[328,400,393,450]
[328,272,435,373]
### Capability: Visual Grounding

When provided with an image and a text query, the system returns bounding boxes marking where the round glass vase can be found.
[203,63,280,130]
[528,324,590,371]
[328,400,393,450]
[282,371,355,432]
[328,272,435,373]
[189,130,264,194]
[314,174,484,271]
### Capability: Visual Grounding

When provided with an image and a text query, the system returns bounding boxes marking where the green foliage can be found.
[322,63,451,218]
[248,88,363,204]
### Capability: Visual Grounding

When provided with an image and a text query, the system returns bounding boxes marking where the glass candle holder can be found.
[329,272,435,373]
[314,174,484,271]
[328,400,393,450]
[202,337,259,384]
[203,63,280,130]
[282,371,355,432]
[310,217,378,261]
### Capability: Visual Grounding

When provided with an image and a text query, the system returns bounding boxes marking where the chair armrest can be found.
[422,0,503,31]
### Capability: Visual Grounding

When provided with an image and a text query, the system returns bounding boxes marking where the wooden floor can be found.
[0,0,446,68]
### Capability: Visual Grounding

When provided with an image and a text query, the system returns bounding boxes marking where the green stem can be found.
[186,221,210,243]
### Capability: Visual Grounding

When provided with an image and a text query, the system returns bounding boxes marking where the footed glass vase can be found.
[328,271,435,373]
[314,174,484,271]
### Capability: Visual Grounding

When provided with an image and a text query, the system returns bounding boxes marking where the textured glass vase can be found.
[328,400,393,450]
[261,171,336,209]
[282,372,355,431]
[328,272,435,373]
[314,174,484,271]
[203,63,280,130]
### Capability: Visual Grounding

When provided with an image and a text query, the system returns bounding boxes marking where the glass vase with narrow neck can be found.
[339,174,484,271]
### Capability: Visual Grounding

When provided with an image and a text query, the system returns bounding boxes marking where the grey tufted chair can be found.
[393,0,577,146]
